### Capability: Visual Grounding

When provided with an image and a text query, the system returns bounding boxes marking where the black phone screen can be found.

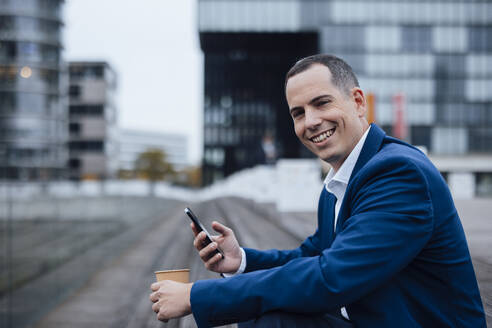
[185,207,224,258]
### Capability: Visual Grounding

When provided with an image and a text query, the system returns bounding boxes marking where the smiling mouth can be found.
[310,127,336,144]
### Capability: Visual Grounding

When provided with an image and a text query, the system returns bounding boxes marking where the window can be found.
[437,103,464,125]
[465,79,492,102]
[69,123,80,135]
[468,103,490,125]
[69,65,104,79]
[91,66,104,78]
[467,55,492,77]
[469,128,492,152]
[69,141,104,152]
[366,26,401,52]
[0,66,18,85]
[411,126,431,150]
[68,158,80,168]
[18,42,40,61]
[69,105,104,116]
[476,173,492,197]
[336,54,365,75]
[402,26,432,52]
[0,17,15,32]
[0,91,57,115]
[434,78,465,101]
[69,85,80,98]
[0,41,17,61]
[436,55,465,77]
[366,54,433,77]
[469,27,492,52]
[407,103,434,125]
[321,26,365,52]
[431,127,468,155]
[433,27,467,53]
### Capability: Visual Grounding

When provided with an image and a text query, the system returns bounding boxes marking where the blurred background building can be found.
[200,31,317,184]
[118,129,188,172]
[67,61,118,180]
[0,0,66,180]
[198,0,492,193]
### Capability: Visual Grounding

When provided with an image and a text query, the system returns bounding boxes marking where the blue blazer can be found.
[191,124,486,327]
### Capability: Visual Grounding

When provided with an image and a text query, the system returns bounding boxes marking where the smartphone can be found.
[185,207,224,258]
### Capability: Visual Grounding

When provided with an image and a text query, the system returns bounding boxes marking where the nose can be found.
[304,109,322,130]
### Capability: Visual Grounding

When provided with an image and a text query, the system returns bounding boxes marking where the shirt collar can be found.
[324,126,371,192]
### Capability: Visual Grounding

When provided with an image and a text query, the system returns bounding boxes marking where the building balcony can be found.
[0,30,62,47]
[0,2,63,24]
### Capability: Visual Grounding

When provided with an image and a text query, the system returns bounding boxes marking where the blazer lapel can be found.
[351,123,386,179]
[326,191,337,245]
[319,188,337,246]
[334,124,386,234]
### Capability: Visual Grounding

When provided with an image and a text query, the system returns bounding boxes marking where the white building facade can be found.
[68,61,119,180]
[119,129,188,172]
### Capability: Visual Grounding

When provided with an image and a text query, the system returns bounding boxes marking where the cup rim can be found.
[154,269,190,274]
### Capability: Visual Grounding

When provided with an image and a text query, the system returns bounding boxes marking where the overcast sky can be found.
[63,0,203,164]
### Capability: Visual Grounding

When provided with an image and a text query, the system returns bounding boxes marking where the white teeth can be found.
[311,129,335,143]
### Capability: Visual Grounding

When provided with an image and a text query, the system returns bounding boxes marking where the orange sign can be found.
[366,92,376,124]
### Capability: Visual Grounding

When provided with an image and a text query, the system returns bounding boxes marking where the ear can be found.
[351,87,367,117]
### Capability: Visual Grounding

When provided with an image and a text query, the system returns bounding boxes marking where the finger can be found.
[211,221,232,236]
[152,302,160,313]
[205,252,223,268]
[190,222,199,236]
[150,283,160,291]
[149,292,158,303]
[193,232,208,250]
[199,242,218,260]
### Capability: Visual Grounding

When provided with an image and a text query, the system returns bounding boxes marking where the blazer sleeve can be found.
[243,230,322,272]
[191,159,434,327]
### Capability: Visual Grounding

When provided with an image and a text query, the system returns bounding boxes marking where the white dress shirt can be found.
[324,126,371,229]
[222,247,246,278]
[323,126,371,319]
[226,126,371,320]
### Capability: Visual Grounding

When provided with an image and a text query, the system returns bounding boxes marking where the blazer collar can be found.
[334,123,386,234]
[349,123,386,183]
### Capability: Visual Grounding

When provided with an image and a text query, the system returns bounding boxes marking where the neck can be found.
[330,124,370,173]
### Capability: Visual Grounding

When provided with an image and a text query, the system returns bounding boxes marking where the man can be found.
[150,54,486,327]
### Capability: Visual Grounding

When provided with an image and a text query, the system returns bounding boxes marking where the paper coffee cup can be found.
[154,269,190,283]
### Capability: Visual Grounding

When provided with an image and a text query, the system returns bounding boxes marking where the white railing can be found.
[0,159,323,215]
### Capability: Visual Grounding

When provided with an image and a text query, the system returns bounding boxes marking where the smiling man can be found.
[287,58,368,171]
[150,54,486,327]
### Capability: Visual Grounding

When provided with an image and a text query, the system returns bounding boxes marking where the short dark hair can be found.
[285,54,360,95]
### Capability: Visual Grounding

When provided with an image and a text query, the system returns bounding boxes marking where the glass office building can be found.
[0,0,66,180]
[198,0,492,186]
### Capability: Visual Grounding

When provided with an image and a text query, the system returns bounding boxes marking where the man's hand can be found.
[191,221,242,274]
[149,280,193,322]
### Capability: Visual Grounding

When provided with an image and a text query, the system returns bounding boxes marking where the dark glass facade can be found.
[0,0,66,180]
[201,32,318,185]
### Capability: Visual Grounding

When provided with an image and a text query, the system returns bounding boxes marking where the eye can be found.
[291,109,304,119]
[315,100,330,107]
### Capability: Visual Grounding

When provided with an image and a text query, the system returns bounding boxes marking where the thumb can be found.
[211,221,232,236]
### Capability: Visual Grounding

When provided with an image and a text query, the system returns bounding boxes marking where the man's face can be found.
[286,64,368,171]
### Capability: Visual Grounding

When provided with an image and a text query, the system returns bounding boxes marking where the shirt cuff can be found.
[222,248,246,277]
